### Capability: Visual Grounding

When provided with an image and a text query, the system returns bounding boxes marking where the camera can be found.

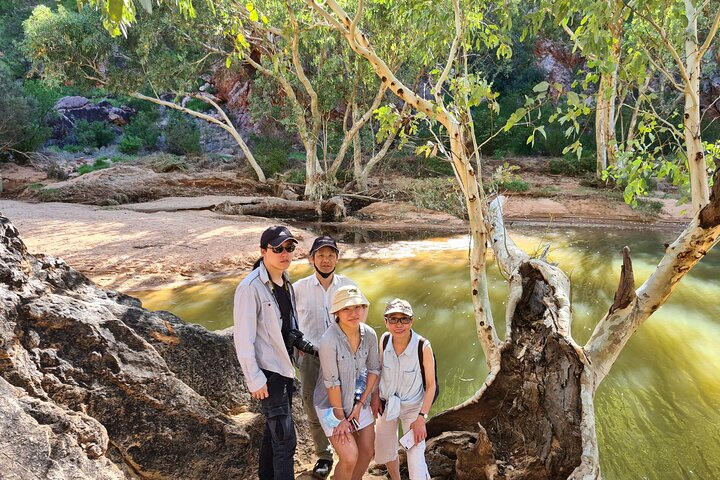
[287,328,318,357]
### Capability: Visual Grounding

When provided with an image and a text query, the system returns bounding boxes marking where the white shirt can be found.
[379,330,427,420]
[293,273,357,346]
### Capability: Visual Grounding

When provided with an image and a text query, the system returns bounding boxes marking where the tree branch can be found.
[585,168,720,383]
[434,0,463,103]
[608,246,636,314]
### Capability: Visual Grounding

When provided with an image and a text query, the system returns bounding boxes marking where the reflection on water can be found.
[132,227,720,479]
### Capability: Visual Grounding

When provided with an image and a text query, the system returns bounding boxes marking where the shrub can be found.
[548,154,595,176]
[118,135,143,154]
[404,177,467,218]
[250,135,293,175]
[184,97,215,113]
[164,113,201,155]
[0,74,49,156]
[285,168,306,184]
[72,120,116,148]
[123,110,160,147]
[77,157,111,175]
[500,179,530,192]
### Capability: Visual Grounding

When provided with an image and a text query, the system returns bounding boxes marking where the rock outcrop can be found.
[51,96,135,141]
[0,213,308,478]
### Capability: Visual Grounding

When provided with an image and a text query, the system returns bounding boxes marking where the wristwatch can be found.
[419,412,428,419]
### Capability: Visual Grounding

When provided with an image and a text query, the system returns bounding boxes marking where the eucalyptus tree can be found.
[619,0,720,214]
[22,3,266,181]
[65,0,720,478]
[220,0,391,197]
[531,0,633,178]
[216,0,456,196]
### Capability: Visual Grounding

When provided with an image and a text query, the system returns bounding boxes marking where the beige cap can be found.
[330,285,369,314]
[384,298,413,317]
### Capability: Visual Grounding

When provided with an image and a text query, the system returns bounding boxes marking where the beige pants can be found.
[299,354,333,461]
[374,402,430,480]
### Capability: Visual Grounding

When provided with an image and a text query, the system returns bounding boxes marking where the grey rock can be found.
[0,212,287,478]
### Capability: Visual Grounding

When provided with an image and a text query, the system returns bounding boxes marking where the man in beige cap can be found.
[372,298,436,480]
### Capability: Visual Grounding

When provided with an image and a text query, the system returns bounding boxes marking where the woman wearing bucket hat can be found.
[313,285,380,480]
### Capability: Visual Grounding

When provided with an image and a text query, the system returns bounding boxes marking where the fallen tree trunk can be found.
[213,195,347,220]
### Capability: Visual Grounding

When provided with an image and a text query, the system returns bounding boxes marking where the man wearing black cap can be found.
[234,225,300,480]
[293,235,359,478]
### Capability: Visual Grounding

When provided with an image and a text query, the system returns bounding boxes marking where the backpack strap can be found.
[381,332,390,352]
[417,334,427,390]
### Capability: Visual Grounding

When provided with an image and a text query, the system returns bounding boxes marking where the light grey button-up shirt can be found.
[233,262,297,393]
[314,321,381,416]
[293,273,357,346]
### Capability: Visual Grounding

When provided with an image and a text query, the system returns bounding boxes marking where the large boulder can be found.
[0,213,308,478]
[50,96,135,140]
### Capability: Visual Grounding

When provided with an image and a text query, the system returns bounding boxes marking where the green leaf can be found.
[567,91,580,106]
[533,81,549,93]
[226,57,232,69]
[138,0,153,14]
[109,0,124,22]
[249,9,259,22]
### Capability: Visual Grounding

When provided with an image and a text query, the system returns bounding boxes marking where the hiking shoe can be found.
[312,459,333,479]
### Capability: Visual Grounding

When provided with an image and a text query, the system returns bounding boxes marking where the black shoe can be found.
[312,459,333,479]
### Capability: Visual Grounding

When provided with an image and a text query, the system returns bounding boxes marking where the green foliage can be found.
[77,157,111,174]
[184,97,214,113]
[22,79,80,120]
[118,135,144,154]
[420,156,455,176]
[123,110,160,147]
[548,154,595,176]
[23,2,224,95]
[285,168,306,185]
[72,120,116,148]
[62,144,84,153]
[0,73,49,156]
[250,135,295,176]
[164,112,201,155]
[500,179,530,192]
[488,162,530,191]
[404,177,467,219]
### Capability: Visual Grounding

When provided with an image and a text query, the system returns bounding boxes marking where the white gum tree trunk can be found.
[683,0,709,214]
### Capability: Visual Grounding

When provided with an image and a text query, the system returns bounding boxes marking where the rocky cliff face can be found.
[0,213,307,478]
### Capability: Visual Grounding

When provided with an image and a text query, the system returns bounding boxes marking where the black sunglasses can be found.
[385,315,412,324]
[269,244,296,254]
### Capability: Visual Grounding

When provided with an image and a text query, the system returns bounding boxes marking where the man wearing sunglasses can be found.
[371,299,436,480]
[293,236,359,479]
[234,225,300,480]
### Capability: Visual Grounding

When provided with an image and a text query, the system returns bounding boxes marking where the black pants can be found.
[258,370,296,480]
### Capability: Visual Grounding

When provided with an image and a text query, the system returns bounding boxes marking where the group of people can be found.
[233,226,437,480]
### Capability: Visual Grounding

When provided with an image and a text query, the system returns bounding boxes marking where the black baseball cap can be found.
[260,226,298,248]
[309,236,339,256]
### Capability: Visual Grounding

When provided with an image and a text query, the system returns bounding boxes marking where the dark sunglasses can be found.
[385,315,412,324]
[269,244,296,254]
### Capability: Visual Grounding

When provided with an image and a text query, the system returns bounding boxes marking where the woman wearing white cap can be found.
[314,285,380,480]
[371,298,435,480]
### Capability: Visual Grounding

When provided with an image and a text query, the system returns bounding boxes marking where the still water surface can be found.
[133,227,720,479]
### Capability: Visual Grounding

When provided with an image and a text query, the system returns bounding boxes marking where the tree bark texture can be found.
[428,263,584,479]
